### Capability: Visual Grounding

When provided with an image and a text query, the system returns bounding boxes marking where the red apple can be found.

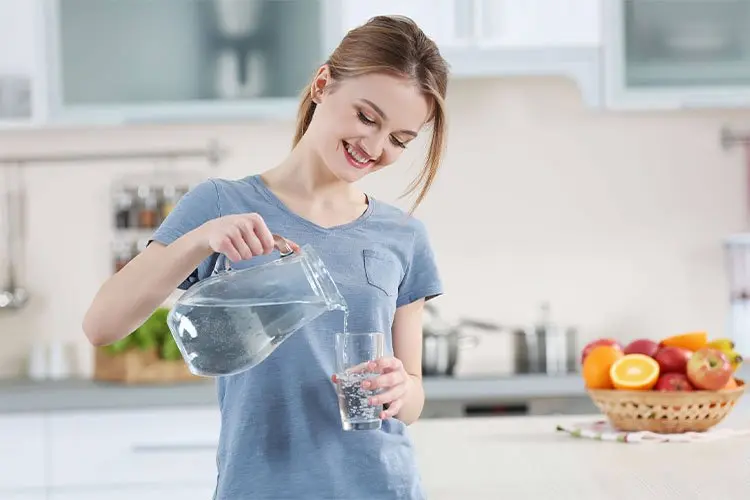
[654,346,692,374]
[686,348,733,390]
[580,338,622,364]
[654,373,694,392]
[624,338,660,358]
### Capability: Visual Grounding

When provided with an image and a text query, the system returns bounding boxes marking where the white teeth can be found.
[345,142,369,164]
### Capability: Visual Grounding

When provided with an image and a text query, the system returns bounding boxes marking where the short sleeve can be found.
[396,219,444,308]
[149,179,221,290]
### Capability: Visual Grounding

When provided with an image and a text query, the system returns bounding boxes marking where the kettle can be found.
[167,236,346,377]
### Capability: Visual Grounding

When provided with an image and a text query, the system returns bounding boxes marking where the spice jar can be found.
[137,185,159,229]
[113,241,133,273]
[161,185,178,220]
[113,188,134,229]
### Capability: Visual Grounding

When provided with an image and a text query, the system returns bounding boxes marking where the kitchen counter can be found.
[0,372,586,413]
[410,402,750,500]
[1,366,747,414]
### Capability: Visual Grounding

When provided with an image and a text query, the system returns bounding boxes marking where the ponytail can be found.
[292,88,317,148]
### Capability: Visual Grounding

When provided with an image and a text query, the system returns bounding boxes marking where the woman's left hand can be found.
[363,357,412,420]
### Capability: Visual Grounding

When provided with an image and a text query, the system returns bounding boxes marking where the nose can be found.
[361,131,389,160]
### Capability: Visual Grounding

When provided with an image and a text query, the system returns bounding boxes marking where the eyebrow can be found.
[360,98,418,137]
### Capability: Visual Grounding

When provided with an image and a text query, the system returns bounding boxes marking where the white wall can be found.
[1,76,749,378]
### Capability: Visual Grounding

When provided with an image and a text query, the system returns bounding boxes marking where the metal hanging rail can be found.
[721,127,750,150]
[0,139,227,166]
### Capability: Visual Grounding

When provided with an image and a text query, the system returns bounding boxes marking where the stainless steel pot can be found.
[510,303,578,375]
[421,304,501,376]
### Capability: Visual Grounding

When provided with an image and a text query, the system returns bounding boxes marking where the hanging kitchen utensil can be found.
[0,163,29,311]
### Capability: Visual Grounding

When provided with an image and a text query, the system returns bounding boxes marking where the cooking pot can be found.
[421,304,501,376]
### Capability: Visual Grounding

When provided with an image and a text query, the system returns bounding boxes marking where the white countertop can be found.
[409,403,750,500]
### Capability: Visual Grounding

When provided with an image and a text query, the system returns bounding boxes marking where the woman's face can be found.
[306,68,431,183]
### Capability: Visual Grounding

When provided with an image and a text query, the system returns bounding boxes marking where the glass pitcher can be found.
[166,235,346,377]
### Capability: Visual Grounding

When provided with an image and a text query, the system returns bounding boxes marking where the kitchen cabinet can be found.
[603,0,750,109]
[339,0,603,106]
[47,407,220,489]
[2,0,606,129]
[41,0,325,125]
[0,0,44,126]
[0,413,46,492]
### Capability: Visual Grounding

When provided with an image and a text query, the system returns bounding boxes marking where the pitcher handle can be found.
[272,234,297,258]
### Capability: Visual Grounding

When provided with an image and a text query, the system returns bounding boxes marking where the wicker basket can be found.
[587,379,746,433]
[93,347,199,385]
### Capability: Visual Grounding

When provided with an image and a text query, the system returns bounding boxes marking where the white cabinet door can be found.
[475,0,601,48]
[0,0,42,122]
[48,406,221,489]
[49,485,217,500]
[0,0,40,74]
[0,413,46,491]
[338,0,444,46]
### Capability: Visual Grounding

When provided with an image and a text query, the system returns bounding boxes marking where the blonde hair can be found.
[293,15,449,213]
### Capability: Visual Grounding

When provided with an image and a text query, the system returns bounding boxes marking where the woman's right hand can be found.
[197,213,300,263]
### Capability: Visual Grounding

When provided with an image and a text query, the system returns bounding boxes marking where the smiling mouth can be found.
[342,141,373,169]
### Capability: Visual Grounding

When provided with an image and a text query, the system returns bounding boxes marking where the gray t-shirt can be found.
[151,174,443,500]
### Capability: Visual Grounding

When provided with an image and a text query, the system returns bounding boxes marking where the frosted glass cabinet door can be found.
[45,0,325,122]
[620,0,750,88]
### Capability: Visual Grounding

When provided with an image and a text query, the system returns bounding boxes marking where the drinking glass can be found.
[334,331,384,431]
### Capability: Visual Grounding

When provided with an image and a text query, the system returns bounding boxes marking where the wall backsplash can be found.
[1,76,749,379]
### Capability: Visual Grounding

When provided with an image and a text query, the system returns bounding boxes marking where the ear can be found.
[310,65,332,104]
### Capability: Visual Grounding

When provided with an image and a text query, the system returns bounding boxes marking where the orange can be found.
[582,345,623,389]
[724,378,739,390]
[659,331,707,352]
[609,354,660,390]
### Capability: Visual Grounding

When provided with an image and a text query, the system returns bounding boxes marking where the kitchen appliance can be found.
[422,302,579,377]
[0,163,29,311]
[511,303,579,375]
[421,303,501,377]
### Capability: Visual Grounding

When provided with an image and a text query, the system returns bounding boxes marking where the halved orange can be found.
[609,354,660,391]
[659,331,707,352]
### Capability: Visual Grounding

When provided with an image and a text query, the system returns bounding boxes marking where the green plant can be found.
[104,307,182,361]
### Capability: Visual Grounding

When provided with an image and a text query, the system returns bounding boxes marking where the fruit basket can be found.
[581,332,746,433]
[588,379,745,433]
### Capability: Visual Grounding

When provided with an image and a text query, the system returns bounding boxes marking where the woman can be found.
[83,15,449,500]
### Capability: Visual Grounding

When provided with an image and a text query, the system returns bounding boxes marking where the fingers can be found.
[364,370,403,391]
[380,398,403,419]
[368,383,407,407]
[237,220,264,257]
[369,357,403,375]
[216,231,246,263]
[247,213,275,255]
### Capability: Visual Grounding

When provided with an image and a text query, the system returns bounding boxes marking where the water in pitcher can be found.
[166,243,348,377]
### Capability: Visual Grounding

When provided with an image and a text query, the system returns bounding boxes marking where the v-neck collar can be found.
[247,174,375,233]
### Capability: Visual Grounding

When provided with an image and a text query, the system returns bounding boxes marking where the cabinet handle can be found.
[131,443,217,453]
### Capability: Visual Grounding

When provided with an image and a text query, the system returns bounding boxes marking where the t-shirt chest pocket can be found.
[362,249,402,297]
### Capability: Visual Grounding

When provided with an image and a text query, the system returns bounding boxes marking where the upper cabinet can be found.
[43,0,325,125]
[7,0,750,127]
[0,0,44,126]
[340,0,603,106]
[602,0,750,109]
